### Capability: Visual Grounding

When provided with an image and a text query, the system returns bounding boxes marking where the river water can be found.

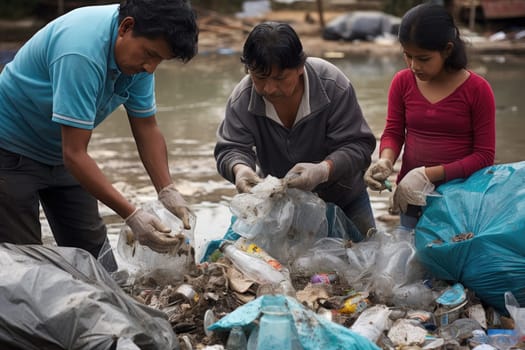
[40,53,524,250]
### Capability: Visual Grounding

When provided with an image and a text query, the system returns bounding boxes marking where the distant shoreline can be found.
[2,10,525,62]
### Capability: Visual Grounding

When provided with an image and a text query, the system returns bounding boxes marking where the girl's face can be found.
[401,43,451,82]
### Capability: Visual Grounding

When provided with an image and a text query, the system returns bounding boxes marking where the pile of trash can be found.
[119,229,524,350]
[115,165,525,350]
[3,164,523,349]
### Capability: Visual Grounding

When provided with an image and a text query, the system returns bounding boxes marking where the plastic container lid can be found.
[436,283,466,307]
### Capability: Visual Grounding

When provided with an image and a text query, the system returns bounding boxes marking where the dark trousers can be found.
[339,189,376,239]
[0,147,115,269]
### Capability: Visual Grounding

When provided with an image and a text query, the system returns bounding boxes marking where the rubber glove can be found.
[285,161,330,191]
[364,158,393,191]
[158,184,191,229]
[393,166,435,213]
[234,164,262,193]
[125,208,182,253]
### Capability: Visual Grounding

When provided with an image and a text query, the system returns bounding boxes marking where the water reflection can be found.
[72,54,525,243]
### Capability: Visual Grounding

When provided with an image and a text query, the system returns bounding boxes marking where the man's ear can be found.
[297,64,305,76]
[118,17,135,36]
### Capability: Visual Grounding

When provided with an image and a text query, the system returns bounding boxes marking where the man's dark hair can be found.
[241,22,306,76]
[119,0,198,63]
[398,3,467,70]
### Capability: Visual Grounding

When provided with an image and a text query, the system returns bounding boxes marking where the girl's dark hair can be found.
[399,3,467,70]
[241,22,307,76]
[119,0,198,63]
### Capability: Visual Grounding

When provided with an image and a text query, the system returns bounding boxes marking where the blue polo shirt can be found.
[0,5,156,165]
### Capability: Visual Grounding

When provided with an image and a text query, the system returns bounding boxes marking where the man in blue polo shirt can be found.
[0,0,199,269]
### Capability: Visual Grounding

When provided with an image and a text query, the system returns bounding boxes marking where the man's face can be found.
[249,65,304,103]
[114,17,174,75]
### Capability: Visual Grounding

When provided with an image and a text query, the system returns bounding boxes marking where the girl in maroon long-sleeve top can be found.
[364,3,495,228]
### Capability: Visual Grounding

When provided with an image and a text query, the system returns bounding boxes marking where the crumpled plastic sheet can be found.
[201,201,362,264]
[0,243,179,350]
[208,295,380,350]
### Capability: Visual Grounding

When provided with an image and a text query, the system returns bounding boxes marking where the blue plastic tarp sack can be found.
[0,243,180,350]
[415,162,525,314]
[208,294,380,350]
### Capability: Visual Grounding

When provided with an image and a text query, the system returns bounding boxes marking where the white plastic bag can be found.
[230,176,327,265]
[505,291,525,340]
[116,200,196,284]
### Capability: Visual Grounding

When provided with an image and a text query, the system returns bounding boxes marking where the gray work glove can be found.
[364,158,393,191]
[393,166,435,213]
[125,208,182,253]
[285,161,330,191]
[158,184,191,229]
[234,164,262,193]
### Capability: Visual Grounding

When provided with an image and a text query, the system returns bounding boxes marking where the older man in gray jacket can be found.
[214,22,376,237]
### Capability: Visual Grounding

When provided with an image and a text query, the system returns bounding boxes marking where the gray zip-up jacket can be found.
[214,57,376,208]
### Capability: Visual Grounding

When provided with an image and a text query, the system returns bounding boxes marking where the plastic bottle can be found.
[255,305,302,350]
[219,241,287,285]
[247,325,259,350]
[234,237,284,271]
[470,329,489,348]
[350,304,392,343]
[226,326,247,350]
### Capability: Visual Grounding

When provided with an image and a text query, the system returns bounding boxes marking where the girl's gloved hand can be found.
[364,158,393,191]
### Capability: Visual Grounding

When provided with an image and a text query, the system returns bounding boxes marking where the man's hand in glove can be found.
[285,161,330,191]
[158,184,191,229]
[234,164,262,193]
[125,208,182,253]
[364,158,393,191]
[393,166,435,213]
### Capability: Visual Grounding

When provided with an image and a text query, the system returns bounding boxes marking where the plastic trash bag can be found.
[0,243,179,350]
[228,176,362,265]
[230,177,327,265]
[208,295,380,350]
[200,179,363,263]
[322,11,401,41]
[415,162,525,314]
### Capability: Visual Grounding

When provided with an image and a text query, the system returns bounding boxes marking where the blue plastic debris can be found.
[208,295,380,350]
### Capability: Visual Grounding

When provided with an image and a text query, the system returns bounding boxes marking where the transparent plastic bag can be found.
[116,200,196,284]
[370,229,427,306]
[291,237,348,276]
[505,291,525,340]
[230,176,327,265]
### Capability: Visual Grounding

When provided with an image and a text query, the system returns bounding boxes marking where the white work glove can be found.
[158,184,191,229]
[234,164,262,193]
[125,208,182,253]
[393,166,435,213]
[285,161,330,191]
[364,158,393,191]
